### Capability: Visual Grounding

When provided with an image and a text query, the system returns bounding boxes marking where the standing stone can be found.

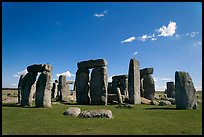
[128,58,141,104]
[35,71,52,108]
[90,66,108,105]
[166,81,175,98]
[108,82,113,94]
[51,80,58,99]
[175,71,197,109]
[143,74,155,100]
[75,68,90,104]
[116,87,123,104]
[17,74,25,104]
[112,75,128,96]
[140,78,144,97]
[58,75,70,101]
[21,72,37,106]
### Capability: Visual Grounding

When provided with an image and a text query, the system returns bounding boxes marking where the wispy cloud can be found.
[160,78,173,81]
[94,10,109,18]
[121,36,136,43]
[156,21,177,37]
[193,41,202,47]
[186,32,199,37]
[56,70,75,77]
[13,69,28,78]
[133,51,138,55]
[138,34,156,42]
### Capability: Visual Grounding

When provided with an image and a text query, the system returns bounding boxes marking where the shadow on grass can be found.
[143,107,178,110]
[2,103,38,108]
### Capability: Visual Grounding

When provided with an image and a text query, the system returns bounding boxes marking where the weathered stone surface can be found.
[112,75,128,96]
[140,78,144,97]
[166,82,175,98]
[63,107,81,117]
[77,59,107,69]
[27,64,52,72]
[79,109,112,118]
[108,82,113,94]
[51,80,58,99]
[116,103,134,109]
[58,75,70,101]
[140,97,151,104]
[17,74,26,104]
[35,71,52,108]
[175,71,197,109]
[90,67,108,105]
[143,74,155,100]
[75,68,90,104]
[140,68,154,77]
[150,100,159,105]
[116,87,123,104]
[21,72,37,106]
[159,100,172,106]
[167,98,176,105]
[128,58,141,104]
[107,94,118,103]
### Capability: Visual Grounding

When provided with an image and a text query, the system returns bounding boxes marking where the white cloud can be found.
[138,34,156,42]
[13,69,28,78]
[108,76,113,82]
[186,32,199,37]
[156,21,177,37]
[193,41,202,47]
[11,83,17,86]
[94,10,109,18]
[160,78,173,81]
[56,71,75,77]
[153,78,157,82]
[94,13,104,17]
[121,36,136,43]
[133,51,138,55]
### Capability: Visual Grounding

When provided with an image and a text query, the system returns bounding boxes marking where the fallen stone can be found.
[79,109,112,118]
[140,97,151,105]
[159,100,172,106]
[63,107,81,117]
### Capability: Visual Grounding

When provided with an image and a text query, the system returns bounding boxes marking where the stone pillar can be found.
[75,68,90,104]
[51,80,58,99]
[35,71,52,108]
[17,74,25,104]
[107,82,113,94]
[175,71,197,109]
[90,66,108,105]
[143,74,155,100]
[58,75,70,101]
[166,81,175,98]
[21,72,37,106]
[117,87,123,104]
[128,58,141,104]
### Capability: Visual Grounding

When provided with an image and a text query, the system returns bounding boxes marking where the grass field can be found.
[2,89,202,135]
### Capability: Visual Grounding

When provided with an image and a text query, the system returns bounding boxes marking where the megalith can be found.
[112,75,128,96]
[128,58,141,104]
[58,75,70,101]
[17,74,26,104]
[90,66,108,105]
[20,72,38,106]
[140,68,155,100]
[75,68,90,104]
[175,71,197,109]
[35,71,52,108]
[76,59,108,105]
[166,81,175,98]
[51,80,58,99]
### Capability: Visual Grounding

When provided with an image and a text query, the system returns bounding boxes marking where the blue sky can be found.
[2,2,202,91]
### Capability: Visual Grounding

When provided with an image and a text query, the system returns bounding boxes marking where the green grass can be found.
[2,102,202,135]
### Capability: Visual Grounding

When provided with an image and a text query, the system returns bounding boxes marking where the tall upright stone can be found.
[166,81,175,98]
[35,71,52,108]
[58,75,70,101]
[75,68,90,104]
[51,80,58,99]
[175,71,197,109]
[112,75,128,96]
[128,58,141,104]
[17,74,26,104]
[143,74,155,100]
[21,72,37,106]
[90,66,108,105]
